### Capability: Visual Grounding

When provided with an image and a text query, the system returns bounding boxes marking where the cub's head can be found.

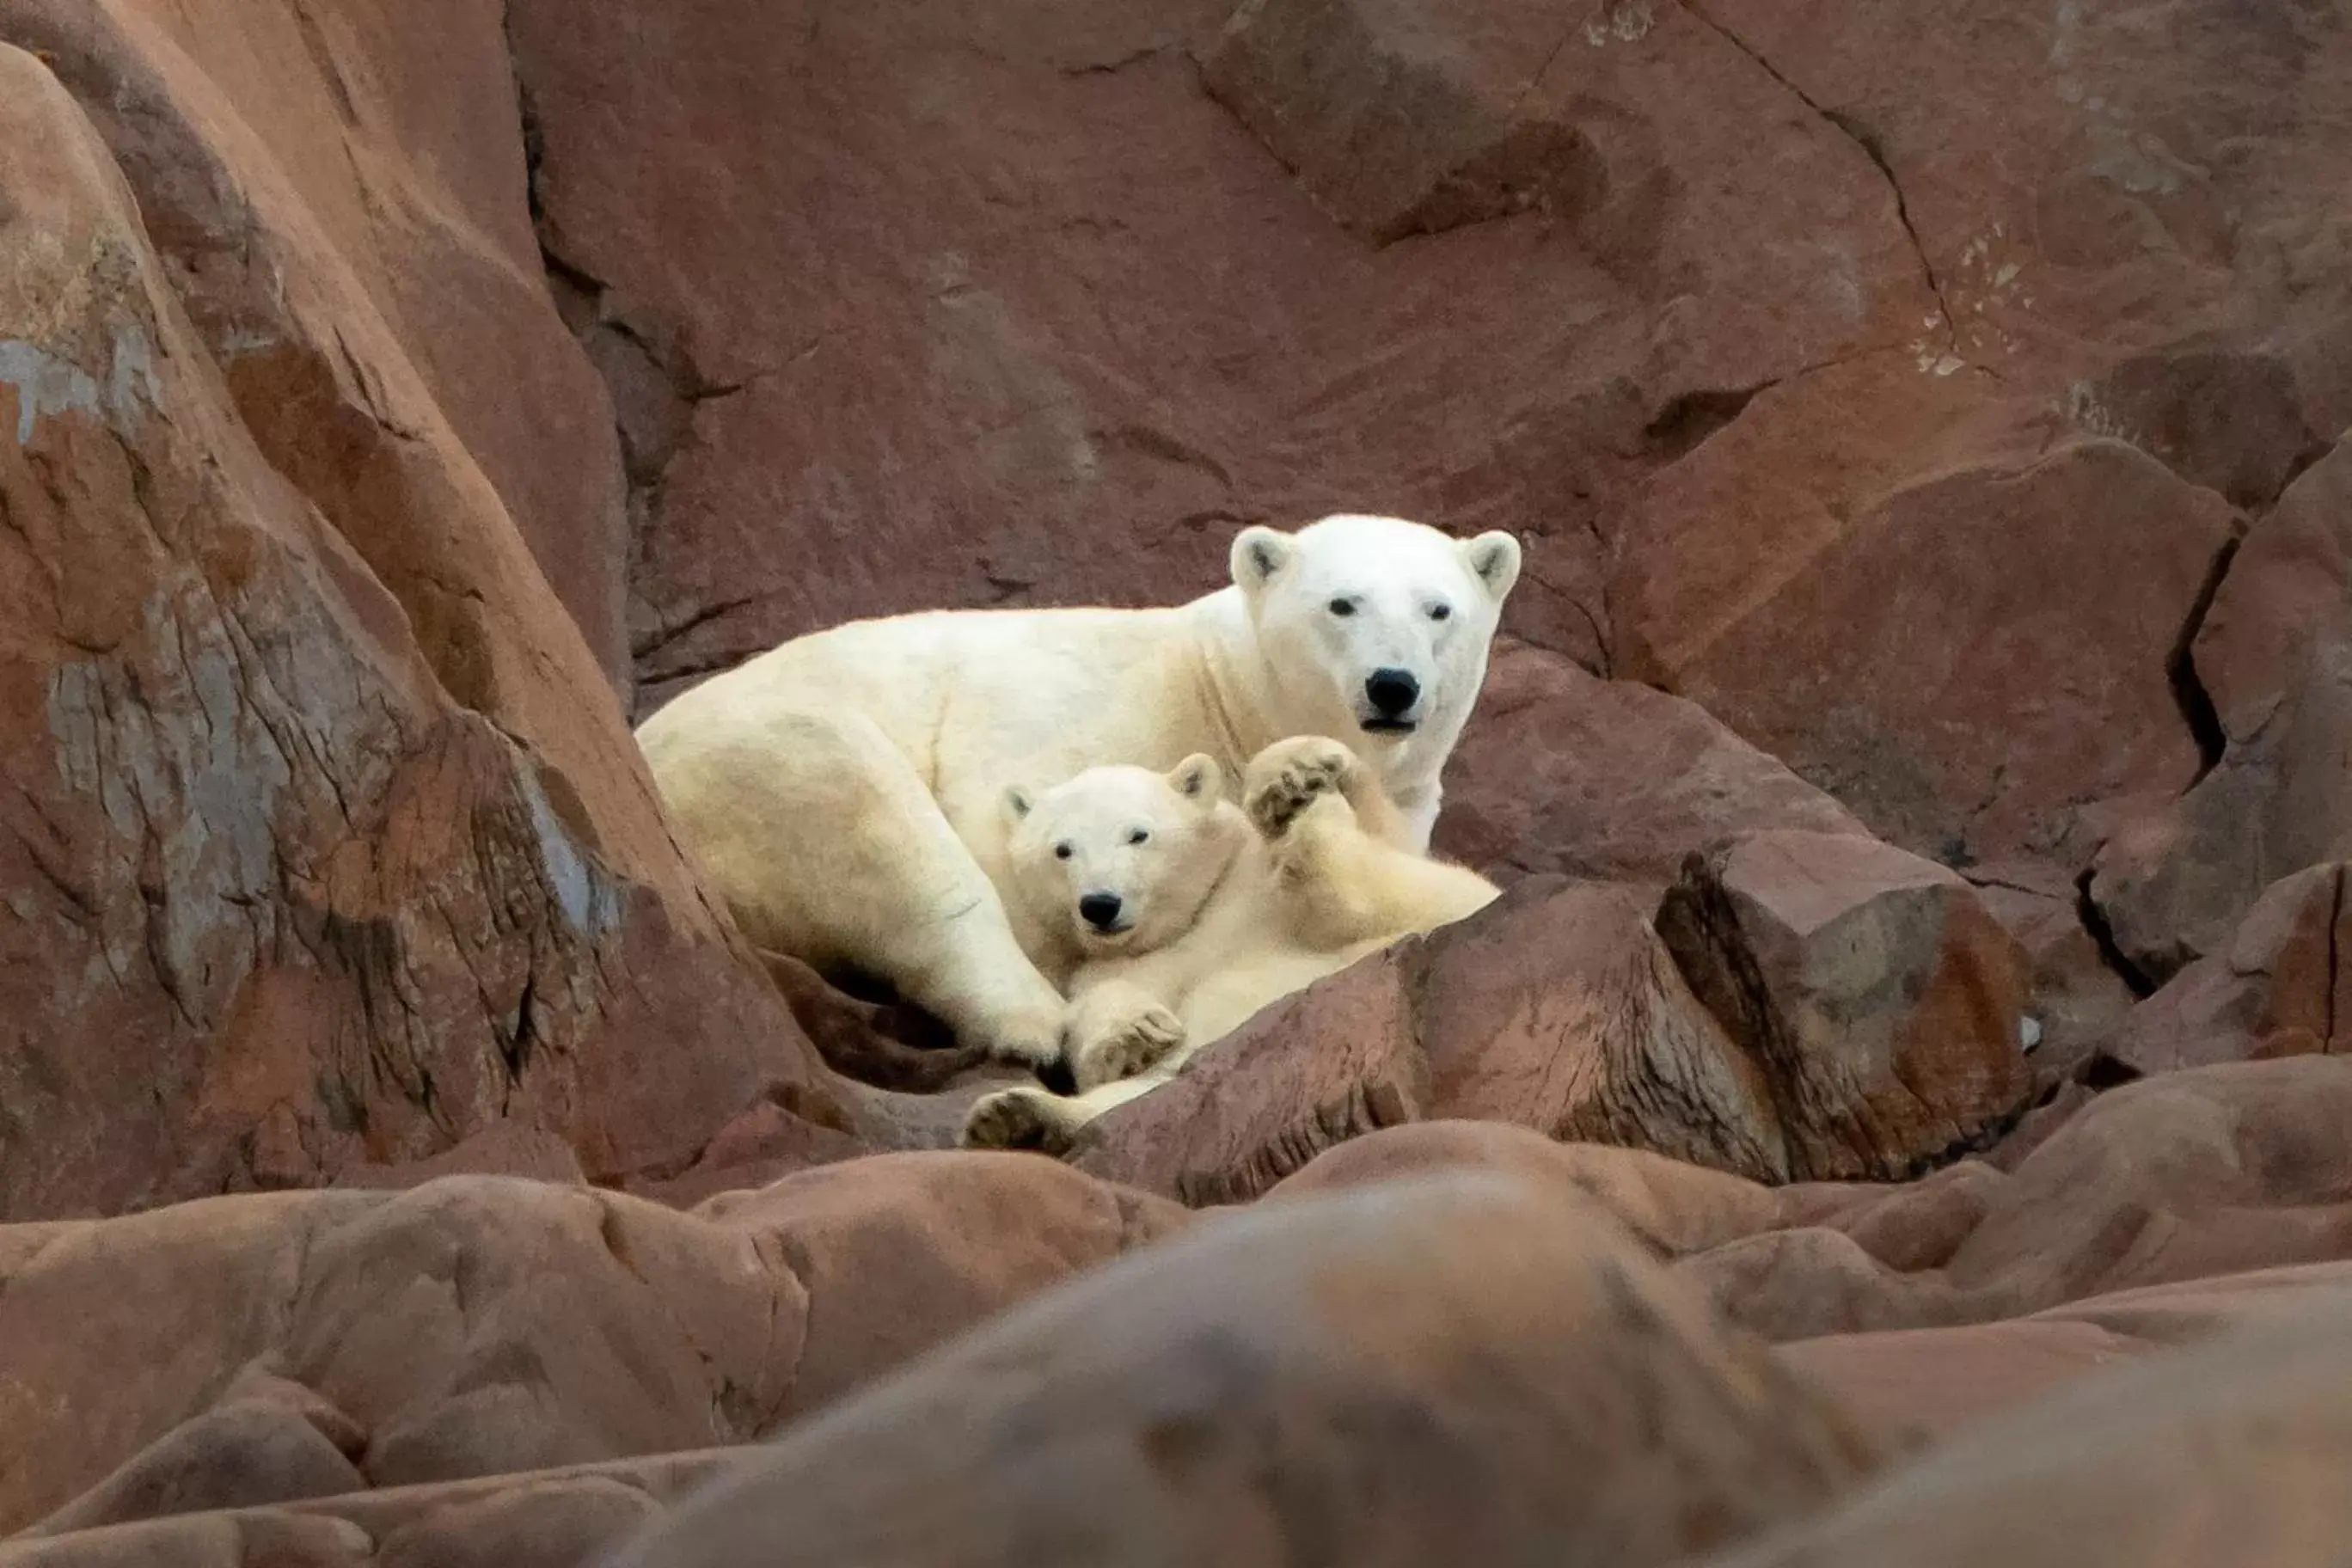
[1230,513,1521,770]
[1003,755,1246,959]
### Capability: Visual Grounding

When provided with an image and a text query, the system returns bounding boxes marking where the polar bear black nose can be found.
[1365,668,1420,716]
[1079,892,1124,930]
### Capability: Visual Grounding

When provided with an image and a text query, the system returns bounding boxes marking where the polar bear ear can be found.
[1167,754,1222,805]
[1230,526,1296,597]
[1003,784,1035,823]
[1461,530,1522,600]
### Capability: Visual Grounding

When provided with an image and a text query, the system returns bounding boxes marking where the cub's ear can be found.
[1167,754,1222,805]
[1230,526,1295,596]
[1003,784,1035,823]
[1461,530,1522,599]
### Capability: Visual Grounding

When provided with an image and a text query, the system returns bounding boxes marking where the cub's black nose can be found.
[1365,668,1420,717]
[1079,892,1124,931]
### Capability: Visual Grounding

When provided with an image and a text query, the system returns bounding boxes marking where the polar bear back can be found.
[638,597,1247,854]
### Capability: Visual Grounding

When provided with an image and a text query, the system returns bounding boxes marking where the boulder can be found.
[1436,641,1868,885]
[600,1173,1878,1568]
[3,0,631,687]
[1779,1261,2352,1445]
[0,1451,743,1568]
[1680,1057,2352,1341]
[0,40,828,1220]
[2107,862,2349,1075]
[1625,432,2239,870]
[1962,858,2138,1083]
[2092,440,2352,981]
[1707,1291,2352,1568]
[1077,849,2031,1199]
[1655,830,2034,1179]
[0,1161,1186,1532]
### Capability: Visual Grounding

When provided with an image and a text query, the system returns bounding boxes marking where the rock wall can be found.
[0,18,837,1219]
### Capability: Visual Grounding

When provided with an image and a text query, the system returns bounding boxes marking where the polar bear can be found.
[962,735,1502,1153]
[635,516,1521,1068]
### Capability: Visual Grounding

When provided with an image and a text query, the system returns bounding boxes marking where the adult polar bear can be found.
[635,514,1522,1067]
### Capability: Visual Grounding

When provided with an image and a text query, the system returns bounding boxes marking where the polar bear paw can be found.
[984,1008,1069,1071]
[960,1088,1077,1156]
[1244,735,1359,838]
[1073,1003,1185,1092]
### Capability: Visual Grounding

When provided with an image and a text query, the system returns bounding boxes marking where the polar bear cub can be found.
[962,736,1501,1154]
[636,515,1519,1071]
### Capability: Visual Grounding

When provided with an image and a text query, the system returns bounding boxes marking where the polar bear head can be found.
[1003,755,1246,959]
[1229,514,1522,773]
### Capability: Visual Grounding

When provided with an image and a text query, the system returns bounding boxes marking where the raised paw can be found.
[1244,735,1359,838]
[1073,1003,1186,1092]
[960,1089,1078,1156]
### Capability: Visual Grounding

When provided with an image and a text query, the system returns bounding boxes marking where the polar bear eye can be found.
[1328,597,1357,617]
[1054,842,1073,861]
[1128,828,1151,845]
[1427,602,1453,622]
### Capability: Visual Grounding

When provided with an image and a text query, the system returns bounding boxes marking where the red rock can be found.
[20,1397,364,1539]
[1409,879,1787,1178]
[0,41,832,1219]
[1627,431,2239,869]
[2108,862,2349,1076]
[0,1451,746,1568]
[1071,941,1429,1205]
[1078,854,2030,1199]
[1780,1262,2352,1446]
[1686,0,2352,395]
[1963,858,2137,1083]
[0,1161,1185,1532]
[1656,830,2034,1179]
[1069,876,1778,1203]
[1436,640,1868,885]
[1711,1290,2352,1568]
[3,0,630,688]
[598,1173,1878,1568]
[2091,439,2352,980]
[1679,1057,2352,1341]
[368,1475,664,1568]
[503,0,1936,703]
[329,1125,590,1191]
[1266,1120,1788,1255]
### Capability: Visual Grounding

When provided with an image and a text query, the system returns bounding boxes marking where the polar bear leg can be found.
[655,709,1068,1067]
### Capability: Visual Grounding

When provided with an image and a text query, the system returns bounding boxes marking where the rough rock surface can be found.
[2107,861,2349,1075]
[1074,836,2030,1202]
[6,0,2352,1564]
[1710,1289,2352,1568]
[1435,641,1871,885]
[0,1160,1185,1534]
[0,31,834,1221]
[598,1173,1878,1568]
[2091,442,2352,983]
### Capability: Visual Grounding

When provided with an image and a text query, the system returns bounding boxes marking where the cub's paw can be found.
[960,1089,1077,1157]
[1244,736,1358,837]
[1073,1004,1185,1092]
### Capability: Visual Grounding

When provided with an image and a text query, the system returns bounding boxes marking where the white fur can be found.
[963,736,1501,1153]
[634,515,1520,1065]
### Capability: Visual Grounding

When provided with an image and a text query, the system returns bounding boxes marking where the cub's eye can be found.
[1427,603,1453,622]
[1128,828,1151,845]
[1328,597,1357,617]
[1053,842,1073,861]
